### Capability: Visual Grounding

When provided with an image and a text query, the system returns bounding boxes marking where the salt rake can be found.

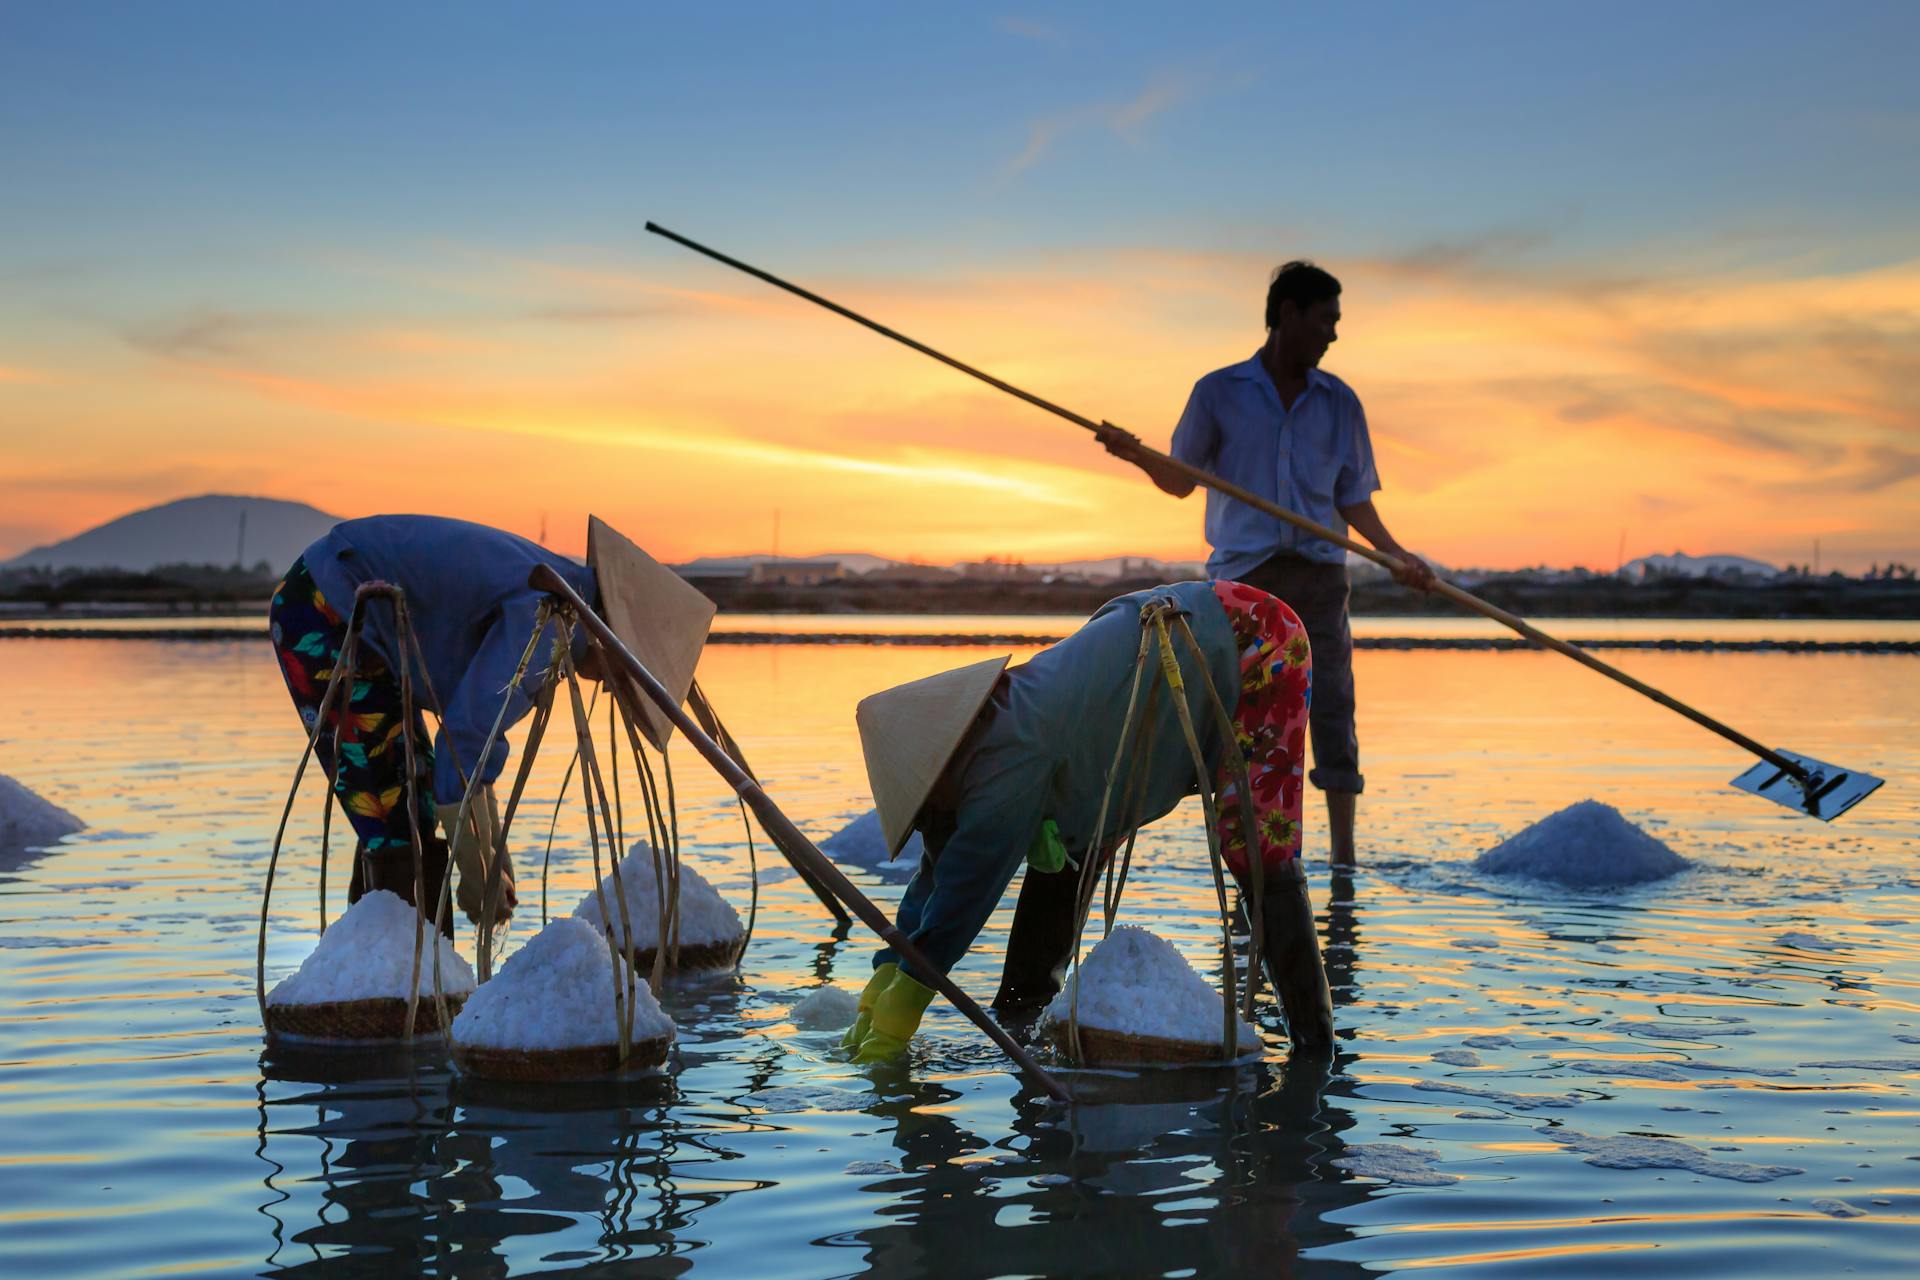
[530,563,1074,1103]
[643,221,1885,823]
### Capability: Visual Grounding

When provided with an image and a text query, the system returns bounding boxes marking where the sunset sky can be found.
[3,3,1916,572]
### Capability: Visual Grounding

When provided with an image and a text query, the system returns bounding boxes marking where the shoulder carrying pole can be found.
[528,564,1072,1103]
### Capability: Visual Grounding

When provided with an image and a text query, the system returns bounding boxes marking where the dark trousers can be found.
[1237,553,1363,794]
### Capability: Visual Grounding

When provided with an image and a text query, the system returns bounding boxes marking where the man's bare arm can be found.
[1340,499,1437,592]
[1097,425,1196,498]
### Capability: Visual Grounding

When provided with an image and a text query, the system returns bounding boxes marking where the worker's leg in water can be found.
[851,809,957,1051]
[853,745,1049,1061]
[994,862,1085,1012]
[1210,579,1334,1053]
[272,559,445,922]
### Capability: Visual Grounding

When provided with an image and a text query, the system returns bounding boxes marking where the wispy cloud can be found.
[995,15,1062,44]
[1002,70,1200,180]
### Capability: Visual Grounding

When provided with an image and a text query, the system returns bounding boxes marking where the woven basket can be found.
[451,1033,672,1082]
[264,994,467,1042]
[621,935,746,974]
[1050,1021,1241,1066]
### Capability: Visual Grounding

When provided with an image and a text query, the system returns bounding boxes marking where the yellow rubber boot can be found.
[852,970,937,1063]
[841,963,899,1054]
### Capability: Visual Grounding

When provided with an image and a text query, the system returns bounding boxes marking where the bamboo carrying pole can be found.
[528,564,1072,1103]
[642,221,1817,788]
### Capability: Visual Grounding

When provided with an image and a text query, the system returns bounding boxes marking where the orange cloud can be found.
[5,241,1916,571]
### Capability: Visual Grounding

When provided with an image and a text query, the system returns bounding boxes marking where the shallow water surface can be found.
[1,638,1916,1277]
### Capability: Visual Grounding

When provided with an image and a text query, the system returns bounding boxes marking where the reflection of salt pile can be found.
[1473,800,1688,887]
[453,917,674,1080]
[573,842,744,971]
[819,809,921,883]
[265,890,475,1040]
[0,774,84,850]
[1042,925,1259,1065]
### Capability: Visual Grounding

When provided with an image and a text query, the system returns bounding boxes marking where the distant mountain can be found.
[1622,551,1780,580]
[5,495,342,572]
[676,552,905,575]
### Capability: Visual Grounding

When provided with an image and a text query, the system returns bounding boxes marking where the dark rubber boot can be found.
[1260,859,1335,1055]
[348,837,454,938]
[992,865,1083,1013]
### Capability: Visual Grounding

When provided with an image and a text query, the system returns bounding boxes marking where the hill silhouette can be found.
[5,495,341,572]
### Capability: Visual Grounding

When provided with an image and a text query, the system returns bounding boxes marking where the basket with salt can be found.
[450,916,675,1081]
[572,842,746,974]
[264,890,475,1042]
[1041,925,1260,1066]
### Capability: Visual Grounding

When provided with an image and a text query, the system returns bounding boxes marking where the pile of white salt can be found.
[572,842,743,948]
[268,890,475,1006]
[0,773,84,851]
[1473,800,1689,887]
[1041,925,1258,1051]
[451,916,673,1050]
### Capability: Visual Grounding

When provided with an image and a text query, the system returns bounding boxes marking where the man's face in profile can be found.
[1278,297,1341,367]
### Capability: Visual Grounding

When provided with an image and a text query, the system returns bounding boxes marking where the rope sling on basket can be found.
[1055,595,1268,1067]
[444,600,768,1080]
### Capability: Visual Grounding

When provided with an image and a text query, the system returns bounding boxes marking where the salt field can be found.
[1,633,1917,1277]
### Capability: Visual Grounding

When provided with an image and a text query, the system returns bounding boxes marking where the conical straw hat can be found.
[586,515,717,750]
[857,655,1010,857]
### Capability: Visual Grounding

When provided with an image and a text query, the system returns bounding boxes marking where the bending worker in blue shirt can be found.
[1104,260,1436,866]
[268,516,600,929]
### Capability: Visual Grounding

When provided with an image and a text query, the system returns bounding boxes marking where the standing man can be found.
[1104,261,1434,866]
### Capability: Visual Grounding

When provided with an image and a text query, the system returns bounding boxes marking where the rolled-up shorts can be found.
[1238,552,1363,794]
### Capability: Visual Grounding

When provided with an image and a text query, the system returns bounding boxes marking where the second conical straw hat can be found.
[856,655,1010,858]
[586,515,717,750]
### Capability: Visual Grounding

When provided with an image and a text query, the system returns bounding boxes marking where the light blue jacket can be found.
[881,581,1241,979]
[301,516,597,805]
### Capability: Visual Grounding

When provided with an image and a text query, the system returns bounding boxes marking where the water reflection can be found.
[256,1046,705,1278]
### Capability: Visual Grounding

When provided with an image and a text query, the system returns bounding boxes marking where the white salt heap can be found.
[0,774,84,850]
[1041,925,1258,1050]
[452,916,673,1050]
[1473,800,1688,887]
[572,842,743,947]
[268,890,475,1005]
[819,809,922,882]
[791,985,860,1030]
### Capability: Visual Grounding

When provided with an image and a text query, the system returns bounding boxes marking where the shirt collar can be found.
[1230,351,1332,391]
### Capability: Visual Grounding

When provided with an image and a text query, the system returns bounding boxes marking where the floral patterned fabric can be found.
[269,556,436,853]
[1210,578,1312,872]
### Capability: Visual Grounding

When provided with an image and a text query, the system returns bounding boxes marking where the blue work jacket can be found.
[884,581,1241,980]
[301,516,597,805]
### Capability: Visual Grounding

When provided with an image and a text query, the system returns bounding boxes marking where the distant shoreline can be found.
[0,622,1912,653]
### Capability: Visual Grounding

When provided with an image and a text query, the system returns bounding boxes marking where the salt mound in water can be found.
[1041,925,1258,1050]
[452,916,673,1050]
[1473,800,1688,887]
[791,985,860,1030]
[0,774,84,850]
[819,809,922,882]
[268,890,475,1005]
[573,842,743,947]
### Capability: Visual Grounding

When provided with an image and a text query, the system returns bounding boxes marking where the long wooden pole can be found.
[528,565,1072,1103]
[643,221,1809,785]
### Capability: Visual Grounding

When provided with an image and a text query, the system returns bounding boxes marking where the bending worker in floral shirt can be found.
[844,578,1333,1062]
